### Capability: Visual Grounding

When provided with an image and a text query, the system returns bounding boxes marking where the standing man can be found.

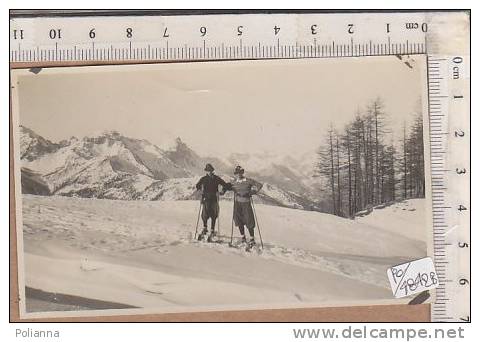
[223,165,263,248]
[196,163,228,241]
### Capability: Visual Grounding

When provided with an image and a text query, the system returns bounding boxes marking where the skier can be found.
[222,165,263,249]
[196,163,228,242]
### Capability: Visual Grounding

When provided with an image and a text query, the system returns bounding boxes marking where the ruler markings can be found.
[9,39,428,63]
[427,53,469,322]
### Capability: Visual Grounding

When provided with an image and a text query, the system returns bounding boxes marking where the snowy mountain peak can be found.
[172,137,189,151]
[159,137,193,153]
[19,126,320,211]
[58,136,79,148]
[162,137,204,172]
[82,130,124,143]
[19,125,61,161]
[68,136,79,143]
[20,125,38,136]
[100,130,121,138]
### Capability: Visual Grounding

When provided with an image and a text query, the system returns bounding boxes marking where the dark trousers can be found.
[238,225,254,237]
[233,201,255,237]
[201,198,219,230]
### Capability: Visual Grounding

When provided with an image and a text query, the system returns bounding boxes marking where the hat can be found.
[204,163,214,172]
[234,165,245,175]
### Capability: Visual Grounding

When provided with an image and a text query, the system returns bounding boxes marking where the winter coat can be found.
[225,177,263,203]
[196,174,228,201]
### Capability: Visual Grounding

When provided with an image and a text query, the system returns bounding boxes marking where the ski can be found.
[228,240,245,249]
[195,232,225,244]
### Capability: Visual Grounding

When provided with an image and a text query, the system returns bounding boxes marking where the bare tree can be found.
[402,122,408,199]
[316,126,337,214]
[342,127,353,217]
[315,98,424,218]
[335,133,342,215]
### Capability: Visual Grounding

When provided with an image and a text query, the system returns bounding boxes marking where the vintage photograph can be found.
[12,57,431,317]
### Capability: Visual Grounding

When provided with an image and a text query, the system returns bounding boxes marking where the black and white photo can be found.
[11,57,432,318]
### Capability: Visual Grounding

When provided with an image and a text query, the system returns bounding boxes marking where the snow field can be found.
[21,195,427,311]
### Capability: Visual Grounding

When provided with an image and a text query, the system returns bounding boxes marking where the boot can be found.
[207,230,216,242]
[240,235,247,244]
[198,228,208,241]
[246,238,256,251]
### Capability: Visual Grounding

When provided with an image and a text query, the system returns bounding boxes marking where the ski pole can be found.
[194,197,203,240]
[251,197,264,249]
[230,193,236,245]
[216,192,220,237]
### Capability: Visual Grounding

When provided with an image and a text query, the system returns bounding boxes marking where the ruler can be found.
[427,54,470,322]
[9,12,430,63]
[9,11,470,322]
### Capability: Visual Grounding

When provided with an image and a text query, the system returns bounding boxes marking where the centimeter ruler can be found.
[9,12,430,63]
[9,12,470,322]
[427,54,470,322]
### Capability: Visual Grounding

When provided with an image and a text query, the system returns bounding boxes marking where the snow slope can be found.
[21,195,427,314]
[355,199,428,241]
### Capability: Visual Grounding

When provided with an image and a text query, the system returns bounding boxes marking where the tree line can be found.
[315,98,425,218]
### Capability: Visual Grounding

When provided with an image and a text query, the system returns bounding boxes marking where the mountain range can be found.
[19,126,325,211]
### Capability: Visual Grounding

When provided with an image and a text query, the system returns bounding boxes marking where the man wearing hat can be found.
[195,163,229,241]
[223,165,263,248]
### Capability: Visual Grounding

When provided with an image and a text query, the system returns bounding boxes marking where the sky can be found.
[14,56,426,158]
